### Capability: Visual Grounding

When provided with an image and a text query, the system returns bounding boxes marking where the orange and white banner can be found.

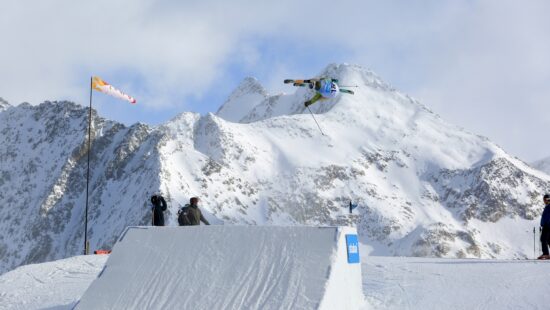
[92,76,136,104]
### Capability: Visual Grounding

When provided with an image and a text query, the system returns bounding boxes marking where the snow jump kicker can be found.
[76,226,364,310]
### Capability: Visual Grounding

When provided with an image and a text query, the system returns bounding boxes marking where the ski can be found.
[285,79,319,84]
[340,89,355,95]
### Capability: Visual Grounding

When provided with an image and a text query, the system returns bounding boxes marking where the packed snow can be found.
[362,255,550,310]
[0,255,107,310]
[2,246,549,309]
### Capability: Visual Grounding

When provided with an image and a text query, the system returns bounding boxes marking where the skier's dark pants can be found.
[541,225,550,255]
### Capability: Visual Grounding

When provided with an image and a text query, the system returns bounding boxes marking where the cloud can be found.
[1,0,550,160]
[1,1,242,106]
[386,1,550,161]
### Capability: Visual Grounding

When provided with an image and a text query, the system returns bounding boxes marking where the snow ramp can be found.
[76,226,363,310]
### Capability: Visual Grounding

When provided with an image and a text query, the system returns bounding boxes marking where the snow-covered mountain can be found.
[215,77,269,122]
[1,63,548,274]
[0,102,162,274]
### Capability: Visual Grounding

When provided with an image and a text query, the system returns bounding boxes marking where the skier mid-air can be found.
[283,77,356,135]
[284,77,355,107]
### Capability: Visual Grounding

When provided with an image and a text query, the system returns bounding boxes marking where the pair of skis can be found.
[284,78,339,84]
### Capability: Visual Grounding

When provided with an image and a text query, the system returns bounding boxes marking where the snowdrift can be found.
[75,226,364,310]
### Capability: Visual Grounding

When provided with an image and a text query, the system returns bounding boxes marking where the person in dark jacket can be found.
[539,194,550,259]
[151,194,167,226]
[177,197,210,226]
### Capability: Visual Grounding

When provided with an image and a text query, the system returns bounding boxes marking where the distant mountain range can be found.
[1,63,549,274]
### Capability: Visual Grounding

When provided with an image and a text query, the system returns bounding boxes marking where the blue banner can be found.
[345,234,360,264]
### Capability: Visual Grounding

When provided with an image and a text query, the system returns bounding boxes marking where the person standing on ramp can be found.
[178,197,210,226]
[151,194,167,226]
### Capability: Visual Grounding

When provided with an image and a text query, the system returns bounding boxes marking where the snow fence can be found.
[76,226,364,310]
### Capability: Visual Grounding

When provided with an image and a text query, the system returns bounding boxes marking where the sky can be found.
[1,0,549,162]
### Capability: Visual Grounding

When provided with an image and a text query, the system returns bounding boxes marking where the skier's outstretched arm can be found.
[200,212,210,225]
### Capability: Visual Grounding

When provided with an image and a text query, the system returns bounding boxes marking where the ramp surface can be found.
[76,226,363,310]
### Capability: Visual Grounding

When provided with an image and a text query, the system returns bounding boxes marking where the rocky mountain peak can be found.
[0,97,11,112]
[215,77,268,122]
[320,63,393,91]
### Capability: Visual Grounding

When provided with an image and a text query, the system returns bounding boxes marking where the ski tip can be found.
[283,79,294,84]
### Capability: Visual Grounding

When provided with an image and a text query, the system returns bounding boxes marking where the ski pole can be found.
[533,226,537,259]
[306,106,325,136]
[338,85,359,88]
[535,226,542,255]
[540,226,544,256]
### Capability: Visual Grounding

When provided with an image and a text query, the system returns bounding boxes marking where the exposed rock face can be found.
[0,98,10,111]
[0,102,162,273]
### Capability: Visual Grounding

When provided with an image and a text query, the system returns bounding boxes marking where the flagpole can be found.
[84,77,93,255]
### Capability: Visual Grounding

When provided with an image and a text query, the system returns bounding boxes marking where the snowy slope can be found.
[2,251,550,310]
[1,63,550,275]
[362,255,550,310]
[0,255,107,310]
